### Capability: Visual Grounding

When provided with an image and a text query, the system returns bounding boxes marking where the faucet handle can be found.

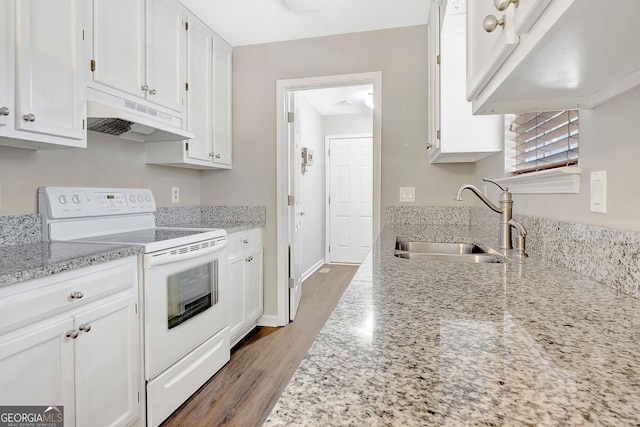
[483,178,509,192]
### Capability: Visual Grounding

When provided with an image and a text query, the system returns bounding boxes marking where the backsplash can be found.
[385,206,640,298]
[0,215,41,245]
[470,207,640,298]
[1,206,266,245]
[155,205,266,226]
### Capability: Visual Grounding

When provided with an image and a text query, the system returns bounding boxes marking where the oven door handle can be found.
[144,240,228,268]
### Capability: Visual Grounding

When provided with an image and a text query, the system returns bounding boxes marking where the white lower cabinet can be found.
[0,257,141,427]
[228,229,263,347]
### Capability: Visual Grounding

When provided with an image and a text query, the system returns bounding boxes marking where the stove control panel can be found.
[38,186,156,218]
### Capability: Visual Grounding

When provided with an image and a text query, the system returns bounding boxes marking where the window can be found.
[505,111,579,174]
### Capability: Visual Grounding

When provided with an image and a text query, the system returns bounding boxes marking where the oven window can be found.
[167,260,218,329]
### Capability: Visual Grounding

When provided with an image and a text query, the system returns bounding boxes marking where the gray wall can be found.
[476,87,640,232]
[0,132,201,214]
[199,25,476,318]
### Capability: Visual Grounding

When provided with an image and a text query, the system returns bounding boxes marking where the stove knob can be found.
[138,194,144,202]
[145,194,152,202]
[130,194,136,203]
[72,194,81,204]
[58,195,68,204]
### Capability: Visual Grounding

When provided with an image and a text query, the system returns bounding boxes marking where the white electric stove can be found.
[38,187,230,427]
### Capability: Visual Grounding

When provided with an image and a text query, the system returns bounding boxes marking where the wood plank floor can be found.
[161,263,358,427]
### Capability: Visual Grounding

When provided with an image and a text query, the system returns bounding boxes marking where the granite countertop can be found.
[266,224,640,426]
[0,242,144,287]
[0,220,263,288]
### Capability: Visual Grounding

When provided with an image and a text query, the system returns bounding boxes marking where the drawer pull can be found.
[66,330,79,339]
[69,291,84,300]
[79,323,92,333]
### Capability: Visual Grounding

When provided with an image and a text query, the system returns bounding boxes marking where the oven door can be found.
[144,237,228,379]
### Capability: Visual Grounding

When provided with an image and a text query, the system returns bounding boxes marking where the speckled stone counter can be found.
[0,242,143,287]
[265,224,640,426]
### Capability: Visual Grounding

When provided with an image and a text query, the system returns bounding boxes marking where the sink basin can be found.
[394,241,502,263]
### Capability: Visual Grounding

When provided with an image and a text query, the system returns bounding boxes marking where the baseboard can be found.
[301,259,325,282]
[257,314,283,327]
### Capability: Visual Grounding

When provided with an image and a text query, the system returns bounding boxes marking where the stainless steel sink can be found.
[394,241,502,263]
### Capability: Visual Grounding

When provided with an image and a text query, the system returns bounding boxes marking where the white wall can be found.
[0,132,201,214]
[296,93,325,276]
[199,25,476,318]
[324,114,373,136]
[476,87,640,232]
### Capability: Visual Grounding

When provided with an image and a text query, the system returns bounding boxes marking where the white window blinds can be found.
[505,110,579,174]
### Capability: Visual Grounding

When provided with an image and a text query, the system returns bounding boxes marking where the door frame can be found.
[275,72,382,326]
[325,133,374,264]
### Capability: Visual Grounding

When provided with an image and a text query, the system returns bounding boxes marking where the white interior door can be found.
[329,136,373,264]
[288,92,303,321]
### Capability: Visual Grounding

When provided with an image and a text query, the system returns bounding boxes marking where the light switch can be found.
[590,171,607,214]
[399,187,415,203]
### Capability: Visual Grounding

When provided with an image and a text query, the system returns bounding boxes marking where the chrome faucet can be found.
[455,178,527,257]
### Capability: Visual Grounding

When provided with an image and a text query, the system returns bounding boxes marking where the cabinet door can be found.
[14,0,84,143]
[466,0,518,101]
[74,293,140,427]
[0,1,11,130]
[228,254,246,340]
[0,316,75,424]
[146,0,187,113]
[186,19,215,163]
[212,36,232,167]
[245,248,264,322]
[91,0,145,99]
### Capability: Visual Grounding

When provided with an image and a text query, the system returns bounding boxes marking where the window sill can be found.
[494,166,581,194]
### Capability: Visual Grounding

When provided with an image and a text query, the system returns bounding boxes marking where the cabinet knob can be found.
[79,323,92,333]
[22,113,36,122]
[209,153,222,159]
[241,239,249,244]
[426,143,432,150]
[69,291,84,300]
[246,256,253,262]
[148,88,157,95]
[483,14,506,33]
[0,106,9,116]
[141,85,149,92]
[494,0,518,11]
[66,330,79,339]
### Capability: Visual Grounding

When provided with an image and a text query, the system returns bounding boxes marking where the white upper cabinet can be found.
[0,0,85,149]
[428,0,502,163]
[145,15,233,170]
[467,0,640,114]
[89,0,187,114]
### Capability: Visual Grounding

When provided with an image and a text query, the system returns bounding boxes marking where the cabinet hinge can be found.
[185,21,189,30]
[82,29,85,41]
[288,278,295,289]
[287,112,294,123]
[138,392,140,403]
[436,54,440,65]
[185,142,189,151]
[82,119,85,130]
[185,82,189,91]
[135,303,138,314]
[90,59,95,72]
[436,130,441,140]
[329,245,331,253]
[328,196,330,205]
[287,195,294,206]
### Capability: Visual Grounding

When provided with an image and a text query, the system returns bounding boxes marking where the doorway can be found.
[275,72,382,326]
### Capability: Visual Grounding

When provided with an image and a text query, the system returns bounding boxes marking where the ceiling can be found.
[178,0,430,46]
[300,84,374,116]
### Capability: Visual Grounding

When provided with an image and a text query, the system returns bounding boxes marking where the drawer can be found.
[228,228,263,255]
[0,257,138,334]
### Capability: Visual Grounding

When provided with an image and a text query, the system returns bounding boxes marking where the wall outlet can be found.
[399,187,415,203]
[171,186,180,204]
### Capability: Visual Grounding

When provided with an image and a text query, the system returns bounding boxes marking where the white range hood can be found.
[86,87,194,142]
